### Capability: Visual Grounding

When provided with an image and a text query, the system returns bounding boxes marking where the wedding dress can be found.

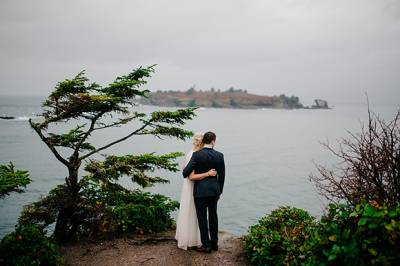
[175,149,202,250]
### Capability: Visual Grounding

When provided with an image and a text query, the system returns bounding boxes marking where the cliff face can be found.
[140,90,303,109]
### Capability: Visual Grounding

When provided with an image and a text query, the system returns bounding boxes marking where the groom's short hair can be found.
[202,131,216,144]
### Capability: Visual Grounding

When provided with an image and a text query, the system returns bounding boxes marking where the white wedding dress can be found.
[175,149,202,250]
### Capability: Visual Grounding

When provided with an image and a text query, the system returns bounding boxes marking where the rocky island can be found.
[140,87,304,109]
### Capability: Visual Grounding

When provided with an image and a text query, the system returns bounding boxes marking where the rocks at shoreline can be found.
[0,115,15,120]
[312,99,330,109]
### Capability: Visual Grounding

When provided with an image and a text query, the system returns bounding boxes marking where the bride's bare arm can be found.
[189,169,217,181]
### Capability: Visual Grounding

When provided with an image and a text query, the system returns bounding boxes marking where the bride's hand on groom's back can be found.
[208,169,217,177]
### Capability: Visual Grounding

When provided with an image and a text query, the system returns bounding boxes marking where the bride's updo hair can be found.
[192,133,204,150]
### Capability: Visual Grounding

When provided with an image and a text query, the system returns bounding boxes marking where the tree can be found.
[188,99,197,107]
[211,100,220,108]
[27,66,196,242]
[0,162,31,198]
[230,98,239,108]
[186,85,196,95]
[310,108,400,208]
[173,98,183,106]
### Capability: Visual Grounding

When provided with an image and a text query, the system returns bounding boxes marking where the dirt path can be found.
[61,231,249,266]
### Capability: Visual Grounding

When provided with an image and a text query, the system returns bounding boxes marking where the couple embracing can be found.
[175,131,225,253]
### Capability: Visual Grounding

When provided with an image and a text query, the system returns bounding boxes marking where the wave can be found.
[14,116,31,121]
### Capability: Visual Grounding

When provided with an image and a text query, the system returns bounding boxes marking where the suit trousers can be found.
[194,196,219,248]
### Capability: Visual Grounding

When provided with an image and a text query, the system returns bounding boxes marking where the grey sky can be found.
[0,0,399,105]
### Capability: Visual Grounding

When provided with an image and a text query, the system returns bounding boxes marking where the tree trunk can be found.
[54,165,80,243]
[54,204,75,243]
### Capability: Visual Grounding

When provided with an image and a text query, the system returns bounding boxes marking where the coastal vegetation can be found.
[310,109,400,208]
[18,174,180,238]
[140,87,304,109]
[0,224,64,266]
[0,164,63,265]
[0,66,196,264]
[22,65,195,243]
[304,202,400,265]
[243,206,316,265]
[243,108,400,265]
[244,202,400,266]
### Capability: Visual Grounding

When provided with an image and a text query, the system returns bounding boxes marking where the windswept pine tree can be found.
[23,66,196,242]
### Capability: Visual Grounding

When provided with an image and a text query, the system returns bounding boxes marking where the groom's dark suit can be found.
[182,147,225,249]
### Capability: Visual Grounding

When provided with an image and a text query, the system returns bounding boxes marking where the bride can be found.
[175,133,217,250]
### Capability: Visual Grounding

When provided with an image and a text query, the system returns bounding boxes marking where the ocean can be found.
[0,95,398,237]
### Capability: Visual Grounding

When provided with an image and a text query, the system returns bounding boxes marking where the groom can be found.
[183,131,225,253]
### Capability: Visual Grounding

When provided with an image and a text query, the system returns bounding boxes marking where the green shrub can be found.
[304,202,400,266]
[243,206,316,266]
[0,224,63,266]
[19,180,179,239]
[80,181,179,235]
[111,192,178,234]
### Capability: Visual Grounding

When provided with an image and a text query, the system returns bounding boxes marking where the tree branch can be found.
[29,119,70,167]
[92,113,144,131]
[73,112,105,160]
[79,119,153,161]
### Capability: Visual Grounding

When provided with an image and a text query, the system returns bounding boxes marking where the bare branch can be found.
[310,108,400,208]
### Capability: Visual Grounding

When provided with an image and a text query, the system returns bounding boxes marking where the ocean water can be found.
[0,95,398,237]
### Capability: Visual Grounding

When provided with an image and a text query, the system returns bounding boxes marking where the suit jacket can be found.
[182,147,225,198]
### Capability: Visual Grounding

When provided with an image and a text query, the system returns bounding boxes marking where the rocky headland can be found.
[140,88,304,109]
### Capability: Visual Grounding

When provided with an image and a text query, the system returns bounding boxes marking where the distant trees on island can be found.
[144,87,304,109]
[156,86,248,95]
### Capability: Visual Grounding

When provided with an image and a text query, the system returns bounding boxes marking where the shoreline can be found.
[139,104,330,110]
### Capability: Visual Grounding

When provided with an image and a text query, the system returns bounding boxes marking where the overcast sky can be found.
[0,0,399,105]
